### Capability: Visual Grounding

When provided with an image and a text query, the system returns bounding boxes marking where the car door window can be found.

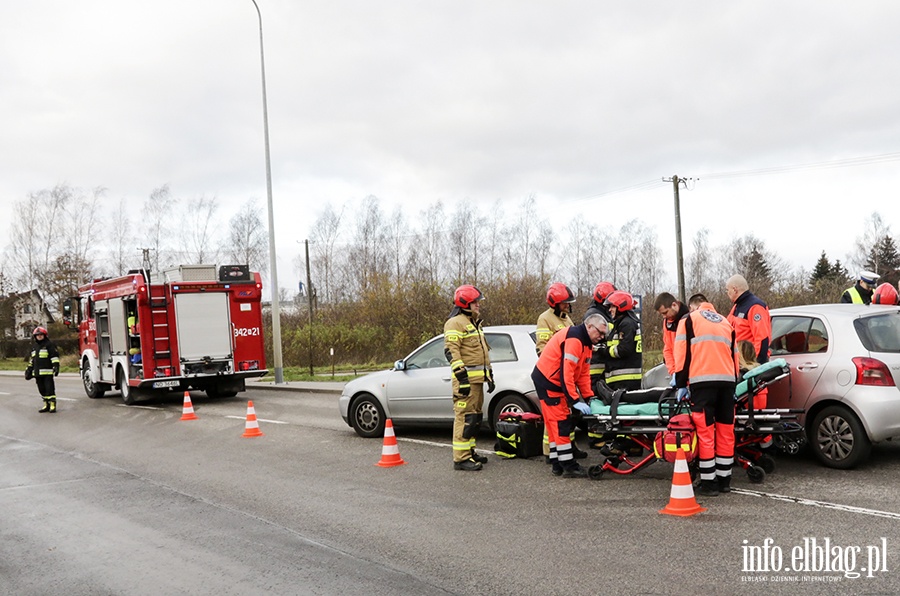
[808,318,829,353]
[485,333,517,363]
[771,316,812,355]
[406,338,449,369]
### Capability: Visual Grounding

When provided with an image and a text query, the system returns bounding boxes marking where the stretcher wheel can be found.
[746,465,766,484]
[587,464,605,480]
[757,454,776,474]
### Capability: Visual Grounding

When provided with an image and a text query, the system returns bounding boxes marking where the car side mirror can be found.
[394,360,406,371]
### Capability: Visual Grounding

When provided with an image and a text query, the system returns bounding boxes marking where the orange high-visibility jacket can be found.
[727,291,771,364]
[533,324,594,403]
[662,302,690,375]
[674,303,739,387]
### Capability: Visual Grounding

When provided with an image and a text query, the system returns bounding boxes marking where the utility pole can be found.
[663,175,688,303]
[305,239,314,377]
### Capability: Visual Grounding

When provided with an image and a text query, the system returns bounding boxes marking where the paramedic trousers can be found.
[537,389,575,470]
[452,383,484,463]
[689,381,736,483]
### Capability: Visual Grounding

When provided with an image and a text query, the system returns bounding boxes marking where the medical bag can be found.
[653,413,698,463]
[494,412,544,459]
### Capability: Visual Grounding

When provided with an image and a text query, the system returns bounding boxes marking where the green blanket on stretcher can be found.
[590,400,660,416]
[735,358,789,399]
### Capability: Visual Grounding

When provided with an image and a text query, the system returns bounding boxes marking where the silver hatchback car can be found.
[339,325,540,438]
[767,304,900,469]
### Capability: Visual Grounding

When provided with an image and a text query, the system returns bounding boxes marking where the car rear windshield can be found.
[855,313,900,353]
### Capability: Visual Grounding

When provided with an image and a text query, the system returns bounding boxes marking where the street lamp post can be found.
[250,0,284,384]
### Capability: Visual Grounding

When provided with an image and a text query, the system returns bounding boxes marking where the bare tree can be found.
[309,203,344,304]
[142,184,176,271]
[109,196,132,276]
[687,228,713,294]
[850,212,891,273]
[176,195,220,264]
[226,198,269,274]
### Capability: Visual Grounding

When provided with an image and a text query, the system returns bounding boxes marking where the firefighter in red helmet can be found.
[601,290,643,391]
[872,282,899,305]
[444,285,493,471]
[25,326,60,413]
[674,296,739,496]
[535,283,576,355]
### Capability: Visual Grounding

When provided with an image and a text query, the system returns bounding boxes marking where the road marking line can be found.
[115,404,164,410]
[57,397,77,402]
[735,488,900,520]
[0,391,10,395]
[395,437,497,455]
[224,415,287,424]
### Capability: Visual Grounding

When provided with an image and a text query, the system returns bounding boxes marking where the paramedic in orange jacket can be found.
[726,274,771,410]
[654,292,690,377]
[674,297,739,496]
[531,313,608,478]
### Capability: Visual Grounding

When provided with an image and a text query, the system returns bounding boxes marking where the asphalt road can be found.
[3,374,900,595]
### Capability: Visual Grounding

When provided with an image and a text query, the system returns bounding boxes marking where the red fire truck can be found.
[64,264,268,404]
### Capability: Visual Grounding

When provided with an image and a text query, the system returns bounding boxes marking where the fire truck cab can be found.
[65,264,268,405]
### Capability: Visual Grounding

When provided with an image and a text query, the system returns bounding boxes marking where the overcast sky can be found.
[3,1,900,293]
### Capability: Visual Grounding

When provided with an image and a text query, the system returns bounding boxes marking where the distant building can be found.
[5,290,55,339]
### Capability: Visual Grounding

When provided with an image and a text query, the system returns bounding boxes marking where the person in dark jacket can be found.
[26,326,60,413]
[840,270,880,304]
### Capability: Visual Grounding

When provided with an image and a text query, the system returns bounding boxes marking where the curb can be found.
[249,382,344,395]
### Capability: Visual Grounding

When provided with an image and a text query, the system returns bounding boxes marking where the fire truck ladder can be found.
[148,287,173,374]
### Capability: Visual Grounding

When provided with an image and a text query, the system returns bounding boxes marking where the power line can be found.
[700,151,900,180]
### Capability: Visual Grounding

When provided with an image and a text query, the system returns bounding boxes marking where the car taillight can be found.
[852,357,895,386]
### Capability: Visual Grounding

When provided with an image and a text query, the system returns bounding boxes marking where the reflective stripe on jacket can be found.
[604,311,642,384]
[443,313,490,382]
[674,303,739,387]
[532,324,594,404]
[535,308,573,355]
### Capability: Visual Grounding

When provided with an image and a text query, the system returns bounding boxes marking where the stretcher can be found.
[584,359,805,482]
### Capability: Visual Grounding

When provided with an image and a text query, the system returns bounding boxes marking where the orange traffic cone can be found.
[375,419,406,468]
[659,447,707,517]
[180,391,198,421]
[241,400,264,438]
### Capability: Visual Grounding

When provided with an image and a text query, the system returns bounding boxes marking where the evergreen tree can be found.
[741,247,772,291]
[809,251,832,287]
[866,235,900,277]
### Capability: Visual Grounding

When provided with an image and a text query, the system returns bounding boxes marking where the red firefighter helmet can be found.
[32,326,49,337]
[872,283,899,305]
[454,285,484,309]
[593,281,616,303]
[604,290,635,313]
[546,283,576,308]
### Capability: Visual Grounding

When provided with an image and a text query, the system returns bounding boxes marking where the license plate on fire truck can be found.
[152,380,181,389]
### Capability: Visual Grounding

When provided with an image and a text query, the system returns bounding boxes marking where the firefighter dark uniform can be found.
[26,327,60,413]
[444,285,492,471]
[674,303,739,496]
[531,316,605,478]
[603,293,643,391]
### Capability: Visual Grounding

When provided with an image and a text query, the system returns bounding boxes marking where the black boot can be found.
[571,445,588,459]
[562,463,588,478]
[470,449,488,464]
[697,480,720,496]
[551,462,563,477]
[39,399,50,413]
[717,475,732,493]
[453,459,482,471]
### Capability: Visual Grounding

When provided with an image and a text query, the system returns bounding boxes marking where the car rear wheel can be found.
[492,393,535,420]
[350,393,386,438]
[810,405,871,469]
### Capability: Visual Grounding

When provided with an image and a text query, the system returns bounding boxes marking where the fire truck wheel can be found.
[117,367,138,406]
[82,360,105,399]
[206,387,239,399]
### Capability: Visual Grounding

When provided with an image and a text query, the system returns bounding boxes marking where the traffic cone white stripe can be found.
[670,484,696,499]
